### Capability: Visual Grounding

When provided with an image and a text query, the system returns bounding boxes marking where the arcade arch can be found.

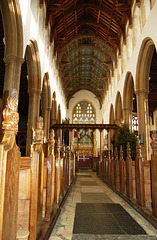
[115,91,122,127]
[0,1,23,98]
[136,38,156,159]
[25,39,41,155]
[0,1,24,139]
[123,72,135,129]
[18,56,29,156]
[41,72,51,141]
[51,91,57,126]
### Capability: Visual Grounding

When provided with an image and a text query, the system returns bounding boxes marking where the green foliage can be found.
[115,124,137,161]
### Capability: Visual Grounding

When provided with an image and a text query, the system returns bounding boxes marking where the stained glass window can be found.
[73,101,95,145]
[132,114,138,132]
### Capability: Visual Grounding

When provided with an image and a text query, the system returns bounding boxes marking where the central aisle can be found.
[49,170,157,240]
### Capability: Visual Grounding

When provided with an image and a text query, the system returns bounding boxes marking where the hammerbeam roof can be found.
[43,0,133,107]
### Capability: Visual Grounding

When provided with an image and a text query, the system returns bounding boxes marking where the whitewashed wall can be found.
[68,90,103,155]
[18,0,157,151]
[102,1,157,129]
[19,0,67,120]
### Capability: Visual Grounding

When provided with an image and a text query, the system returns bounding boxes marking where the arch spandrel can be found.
[109,104,114,125]
[136,37,155,92]
[26,39,41,92]
[42,72,51,110]
[115,91,122,126]
[51,91,58,125]
[123,72,134,110]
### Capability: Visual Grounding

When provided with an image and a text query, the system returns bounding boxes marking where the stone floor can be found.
[48,170,157,240]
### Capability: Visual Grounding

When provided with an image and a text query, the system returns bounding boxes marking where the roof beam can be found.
[62,69,107,80]
[54,19,119,43]
[51,123,119,131]
[59,44,112,62]
[49,3,123,30]
[63,76,107,86]
[62,61,107,77]
[60,54,111,70]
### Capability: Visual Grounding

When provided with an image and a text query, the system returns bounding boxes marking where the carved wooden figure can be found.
[45,129,55,221]
[126,143,133,199]
[56,138,61,207]
[29,116,44,240]
[107,150,111,183]
[60,142,66,200]
[70,151,75,183]
[73,151,76,178]
[119,146,125,193]
[104,152,107,182]
[65,146,69,191]
[151,134,157,218]
[114,147,118,188]
[0,89,21,240]
[68,147,72,185]
[135,139,145,207]
[110,151,113,185]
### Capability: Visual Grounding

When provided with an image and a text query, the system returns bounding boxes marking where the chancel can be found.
[0,1,157,240]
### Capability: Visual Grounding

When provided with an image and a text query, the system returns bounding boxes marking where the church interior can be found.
[0,0,157,239]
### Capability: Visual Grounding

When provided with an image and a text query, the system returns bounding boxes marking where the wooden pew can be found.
[60,143,66,202]
[17,117,44,240]
[151,135,157,218]
[18,157,31,231]
[45,129,55,222]
[97,139,157,227]
[54,138,61,209]
[0,90,76,240]
[0,89,21,240]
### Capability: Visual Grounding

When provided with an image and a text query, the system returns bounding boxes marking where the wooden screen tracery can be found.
[73,101,95,146]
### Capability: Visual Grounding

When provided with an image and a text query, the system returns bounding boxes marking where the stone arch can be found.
[56,104,61,140]
[51,91,57,126]
[0,1,23,58]
[0,1,24,140]
[0,0,23,96]
[25,39,42,155]
[57,104,61,124]
[42,72,51,140]
[109,104,114,125]
[115,91,122,127]
[123,72,135,127]
[26,39,41,91]
[135,37,155,160]
[136,37,155,91]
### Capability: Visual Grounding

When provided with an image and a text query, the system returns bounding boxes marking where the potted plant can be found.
[115,124,137,160]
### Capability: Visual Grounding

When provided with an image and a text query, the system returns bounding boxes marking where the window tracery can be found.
[72,101,95,146]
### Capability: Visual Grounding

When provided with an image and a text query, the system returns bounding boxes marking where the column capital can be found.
[45,107,51,111]
[4,54,24,65]
[135,88,148,95]
[29,88,41,95]
[123,107,132,111]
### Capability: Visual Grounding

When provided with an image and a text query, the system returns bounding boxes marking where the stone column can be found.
[108,131,111,150]
[123,107,132,129]
[26,88,41,156]
[70,130,73,151]
[3,55,24,96]
[0,55,24,140]
[100,130,102,161]
[43,107,51,141]
[136,89,150,160]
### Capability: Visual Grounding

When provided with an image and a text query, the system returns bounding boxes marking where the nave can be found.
[49,170,157,240]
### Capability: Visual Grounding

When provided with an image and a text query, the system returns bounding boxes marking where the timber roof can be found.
[43,0,134,107]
